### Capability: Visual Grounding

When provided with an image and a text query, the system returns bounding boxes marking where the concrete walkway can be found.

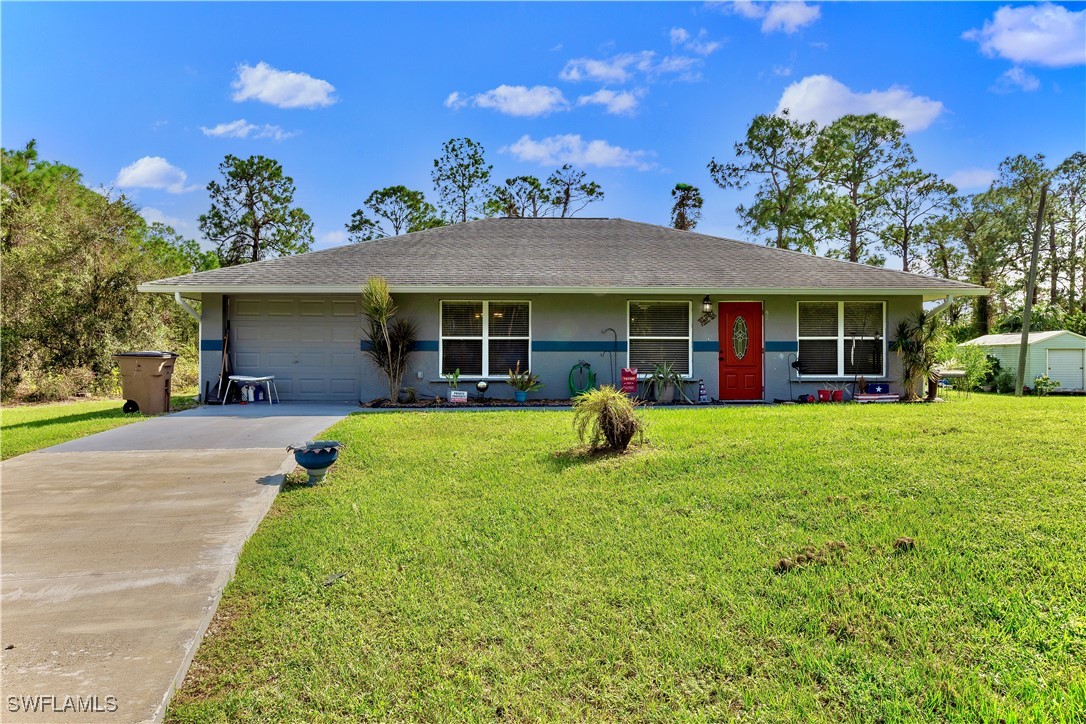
[0,403,353,722]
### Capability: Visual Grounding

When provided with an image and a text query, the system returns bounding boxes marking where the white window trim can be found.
[439,300,532,379]
[796,301,887,380]
[626,300,693,379]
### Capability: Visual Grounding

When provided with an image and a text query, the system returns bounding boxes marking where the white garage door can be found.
[229,296,364,401]
[1047,348,1085,390]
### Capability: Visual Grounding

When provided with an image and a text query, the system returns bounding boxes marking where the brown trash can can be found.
[113,351,178,415]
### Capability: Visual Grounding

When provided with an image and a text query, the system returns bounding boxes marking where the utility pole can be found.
[1016,183,1048,397]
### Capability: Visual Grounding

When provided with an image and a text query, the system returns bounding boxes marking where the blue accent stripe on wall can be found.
[766,341,798,352]
[200,339,223,351]
[533,341,628,352]
[360,340,439,352]
[692,341,717,352]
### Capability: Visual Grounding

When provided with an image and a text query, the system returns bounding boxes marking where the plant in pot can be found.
[508,361,542,403]
[648,362,684,403]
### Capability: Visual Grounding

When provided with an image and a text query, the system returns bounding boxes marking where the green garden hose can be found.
[569,361,597,397]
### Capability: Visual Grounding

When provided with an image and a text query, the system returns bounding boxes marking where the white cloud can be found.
[560,51,656,83]
[773,65,793,77]
[231,61,337,109]
[963,3,1085,68]
[724,1,821,34]
[140,207,188,230]
[115,157,198,194]
[200,119,296,141]
[447,85,569,117]
[992,66,1041,93]
[730,1,764,20]
[503,134,655,171]
[775,74,944,132]
[762,2,821,34]
[317,230,349,248]
[444,91,467,110]
[577,88,643,115]
[948,168,997,190]
[670,27,721,56]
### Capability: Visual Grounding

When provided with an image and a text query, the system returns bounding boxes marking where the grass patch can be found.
[168,395,1086,721]
[0,394,197,459]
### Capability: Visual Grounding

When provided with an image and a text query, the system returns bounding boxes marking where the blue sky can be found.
[3,1,1084,267]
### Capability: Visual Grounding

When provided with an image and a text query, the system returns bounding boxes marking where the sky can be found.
[3,1,1084,269]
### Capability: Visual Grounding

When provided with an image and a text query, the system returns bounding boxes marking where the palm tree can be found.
[889,310,943,401]
[360,276,416,402]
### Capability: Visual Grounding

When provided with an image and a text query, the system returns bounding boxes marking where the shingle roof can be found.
[140,218,986,296]
[964,331,1085,346]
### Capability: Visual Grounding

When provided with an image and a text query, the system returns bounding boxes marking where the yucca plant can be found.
[572,385,644,452]
[889,310,942,401]
[361,276,417,402]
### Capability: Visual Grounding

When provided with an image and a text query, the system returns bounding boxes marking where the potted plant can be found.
[508,361,542,402]
[648,362,683,403]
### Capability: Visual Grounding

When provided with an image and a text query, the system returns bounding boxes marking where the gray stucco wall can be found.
[199,292,923,402]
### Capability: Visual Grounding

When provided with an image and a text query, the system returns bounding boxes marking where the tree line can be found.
[3,117,1081,400]
[702,111,1084,337]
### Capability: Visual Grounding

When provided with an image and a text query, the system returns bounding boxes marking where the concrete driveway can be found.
[1,403,353,722]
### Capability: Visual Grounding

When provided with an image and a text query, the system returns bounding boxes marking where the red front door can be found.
[719,302,763,400]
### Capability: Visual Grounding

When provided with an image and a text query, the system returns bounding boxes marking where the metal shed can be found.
[963,330,1086,391]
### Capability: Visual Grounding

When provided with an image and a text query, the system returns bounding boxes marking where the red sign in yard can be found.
[621,368,639,395]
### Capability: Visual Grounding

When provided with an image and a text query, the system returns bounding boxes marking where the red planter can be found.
[831,390,844,402]
[817,389,832,402]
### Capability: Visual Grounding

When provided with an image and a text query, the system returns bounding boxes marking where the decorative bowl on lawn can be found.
[287,440,344,486]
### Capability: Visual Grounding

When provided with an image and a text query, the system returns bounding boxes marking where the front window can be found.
[628,301,691,376]
[440,301,530,377]
[797,301,885,377]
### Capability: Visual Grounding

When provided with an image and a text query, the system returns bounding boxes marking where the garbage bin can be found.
[113,351,178,414]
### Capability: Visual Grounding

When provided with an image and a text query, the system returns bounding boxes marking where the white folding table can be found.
[221,375,280,405]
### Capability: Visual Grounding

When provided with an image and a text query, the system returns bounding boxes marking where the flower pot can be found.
[831,390,844,402]
[817,389,832,403]
[288,441,344,486]
[514,390,528,403]
[656,383,676,404]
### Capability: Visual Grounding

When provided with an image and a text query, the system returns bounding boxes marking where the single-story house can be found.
[963,330,1086,391]
[138,218,986,403]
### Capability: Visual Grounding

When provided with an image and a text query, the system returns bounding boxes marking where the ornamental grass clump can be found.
[571,385,644,452]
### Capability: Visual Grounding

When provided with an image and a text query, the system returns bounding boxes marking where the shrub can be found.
[934,341,993,391]
[994,368,1016,394]
[1033,375,1060,396]
[572,385,643,452]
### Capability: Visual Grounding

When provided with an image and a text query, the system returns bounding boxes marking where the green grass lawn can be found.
[0,394,197,459]
[168,396,1086,722]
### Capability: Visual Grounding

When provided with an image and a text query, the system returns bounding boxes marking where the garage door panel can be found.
[266,352,294,367]
[229,296,362,401]
[234,300,262,316]
[299,325,328,343]
[235,325,261,343]
[330,378,357,394]
[331,352,356,367]
[297,378,327,394]
[236,352,261,368]
[266,300,296,316]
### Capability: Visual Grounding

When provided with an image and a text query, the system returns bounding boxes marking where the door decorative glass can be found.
[733,316,749,360]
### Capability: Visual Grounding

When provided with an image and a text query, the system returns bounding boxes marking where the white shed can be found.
[963,330,1086,391]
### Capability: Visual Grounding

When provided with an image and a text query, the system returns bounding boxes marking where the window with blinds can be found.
[797,301,885,377]
[440,301,530,377]
[628,301,691,375]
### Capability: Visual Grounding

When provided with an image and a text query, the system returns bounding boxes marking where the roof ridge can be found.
[613,218,967,286]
